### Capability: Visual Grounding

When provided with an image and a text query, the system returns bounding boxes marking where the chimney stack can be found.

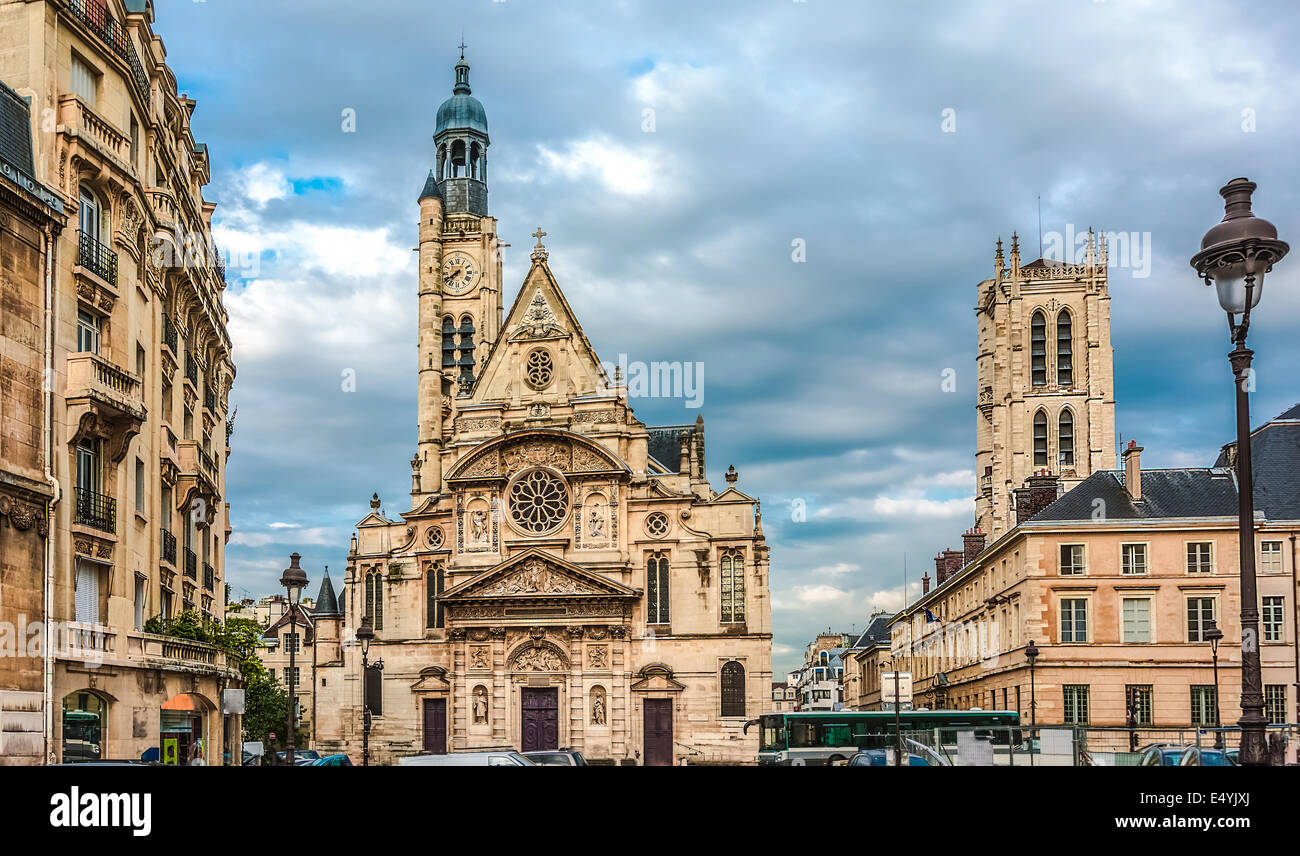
[1014,469,1063,524]
[922,572,931,596]
[1123,440,1143,500]
[962,527,987,566]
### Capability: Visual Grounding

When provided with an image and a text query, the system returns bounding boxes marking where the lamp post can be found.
[1190,177,1289,766]
[279,553,308,767]
[1026,640,1039,766]
[1205,620,1225,749]
[879,660,903,767]
[356,616,375,767]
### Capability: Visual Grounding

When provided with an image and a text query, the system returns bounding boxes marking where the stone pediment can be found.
[441,549,637,601]
[447,429,629,482]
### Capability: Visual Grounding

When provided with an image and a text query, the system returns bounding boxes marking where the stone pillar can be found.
[416,194,445,496]
[449,628,466,749]
[567,626,585,752]
[491,627,507,743]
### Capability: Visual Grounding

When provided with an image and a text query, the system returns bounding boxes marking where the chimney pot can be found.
[1123,442,1143,500]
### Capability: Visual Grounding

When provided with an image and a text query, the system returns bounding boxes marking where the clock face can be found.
[441,251,479,295]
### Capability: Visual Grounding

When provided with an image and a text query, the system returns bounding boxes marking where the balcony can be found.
[160,528,177,565]
[77,230,118,287]
[145,187,179,231]
[66,0,151,109]
[161,314,179,355]
[58,94,129,163]
[130,633,240,679]
[184,548,197,580]
[65,352,146,463]
[184,351,199,388]
[64,622,116,657]
[203,384,217,414]
[73,488,116,534]
[176,441,221,520]
[203,563,215,591]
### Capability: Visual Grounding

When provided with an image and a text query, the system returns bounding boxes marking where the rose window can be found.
[644,512,670,538]
[426,526,444,549]
[525,348,554,389]
[509,468,569,534]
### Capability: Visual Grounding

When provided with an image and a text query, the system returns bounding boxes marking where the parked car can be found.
[1179,748,1237,766]
[309,754,354,767]
[273,749,321,766]
[522,749,588,766]
[848,750,934,767]
[398,750,535,767]
[1138,745,1188,766]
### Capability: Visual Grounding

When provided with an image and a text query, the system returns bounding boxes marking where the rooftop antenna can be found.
[1037,194,1043,260]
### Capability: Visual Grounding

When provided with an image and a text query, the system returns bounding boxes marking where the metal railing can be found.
[203,384,216,413]
[66,0,150,108]
[160,528,177,564]
[77,229,118,286]
[161,314,178,354]
[184,352,198,386]
[183,548,197,580]
[74,487,116,534]
[203,563,215,591]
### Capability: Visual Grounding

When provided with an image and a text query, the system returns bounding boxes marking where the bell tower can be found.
[415,49,505,502]
[974,230,1116,537]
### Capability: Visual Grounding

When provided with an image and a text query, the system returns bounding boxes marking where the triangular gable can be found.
[630,663,686,693]
[263,606,314,640]
[710,486,757,504]
[441,548,638,600]
[468,258,611,401]
[355,511,391,527]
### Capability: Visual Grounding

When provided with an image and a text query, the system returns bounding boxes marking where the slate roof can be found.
[1213,405,1300,522]
[1028,468,1239,522]
[417,169,442,201]
[0,81,35,177]
[647,425,690,473]
[851,613,894,648]
[314,569,340,617]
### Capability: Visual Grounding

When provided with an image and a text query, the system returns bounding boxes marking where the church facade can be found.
[310,55,772,765]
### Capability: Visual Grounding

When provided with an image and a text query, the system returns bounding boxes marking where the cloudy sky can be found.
[160,0,1300,674]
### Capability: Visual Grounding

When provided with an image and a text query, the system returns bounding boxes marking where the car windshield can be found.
[527,753,569,765]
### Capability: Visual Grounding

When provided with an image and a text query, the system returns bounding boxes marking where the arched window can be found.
[364,568,383,630]
[1033,410,1049,467]
[426,561,445,629]
[1058,409,1075,468]
[720,549,745,623]
[1030,311,1047,387]
[646,553,670,624]
[437,144,447,180]
[62,690,107,763]
[470,142,481,180]
[1056,310,1073,386]
[456,315,476,384]
[441,316,457,368]
[450,139,466,177]
[721,661,746,717]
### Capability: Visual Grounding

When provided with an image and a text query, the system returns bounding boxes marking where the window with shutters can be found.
[1121,597,1151,643]
[70,54,98,106]
[646,552,670,625]
[720,549,745,624]
[1033,410,1048,467]
[1058,409,1074,468]
[1030,311,1047,387]
[75,559,101,624]
[720,661,745,717]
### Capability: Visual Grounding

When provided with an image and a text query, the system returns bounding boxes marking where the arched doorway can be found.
[61,690,108,762]
[160,693,213,765]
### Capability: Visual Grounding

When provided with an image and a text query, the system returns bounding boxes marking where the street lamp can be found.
[1205,620,1225,749]
[280,552,308,767]
[1026,640,1040,767]
[356,616,376,767]
[1190,177,1289,766]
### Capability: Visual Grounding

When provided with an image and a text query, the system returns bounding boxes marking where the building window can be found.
[721,661,745,717]
[129,115,139,168]
[456,315,476,385]
[70,54,98,106]
[285,632,300,654]
[77,310,100,354]
[1262,596,1284,643]
[1260,540,1283,572]
[284,667,300,687]
[1186,542,1214,574]
[1190,685,1218,727]
[1063,685,1090,725]
[134,458,146,514]
[1264,685,1287,724]
[1033,410,1048,467]
[1060,597,1088,642]
[1126,685,1153,727]
[133,573,147,631]
[646,552,670,624]
[1121,597,1152,643]
[1121,543,1148,576]
[364,569,383,630]
[1186,597,1216,642]
[1058,409,1074,468]
[1030,311,1047,387]
[426,562,445,629]
[441,316,457,368]
[719,549,745,623]
[74,559,101,625]
[1056,310,1073,386]
[1059,544,1085,575]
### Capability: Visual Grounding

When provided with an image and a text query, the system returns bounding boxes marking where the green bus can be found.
[750,710,1022,766]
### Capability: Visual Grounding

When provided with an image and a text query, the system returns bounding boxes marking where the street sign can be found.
[881,671,913,704]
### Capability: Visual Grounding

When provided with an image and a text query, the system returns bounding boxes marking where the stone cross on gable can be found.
[531,227,549,262]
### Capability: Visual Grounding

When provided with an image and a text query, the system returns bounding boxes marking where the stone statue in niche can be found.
[470,508,488,543]
[473,686,489,724]
[588,506,605,539]
[591,688,607,725]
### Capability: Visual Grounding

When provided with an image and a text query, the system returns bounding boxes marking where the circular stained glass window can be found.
[644,512,670,538]
[525,348,554,389]
[426,526,444,550]
[508,468,569,534]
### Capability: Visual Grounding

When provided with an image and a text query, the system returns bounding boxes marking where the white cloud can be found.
[237,162,292,208]
[534,137,668,198]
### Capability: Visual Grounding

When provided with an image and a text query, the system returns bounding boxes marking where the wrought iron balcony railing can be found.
[203,385,217,413]
[77,230,118,286]
[161,314,178,354]
[184,352,198,386]
[74,487,116,534]
[66,0,150,108]
[160,528,177,565]
[184,548,197,580]
[203,563,215,591]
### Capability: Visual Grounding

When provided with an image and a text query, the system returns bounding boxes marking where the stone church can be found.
[310,54,772,765]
